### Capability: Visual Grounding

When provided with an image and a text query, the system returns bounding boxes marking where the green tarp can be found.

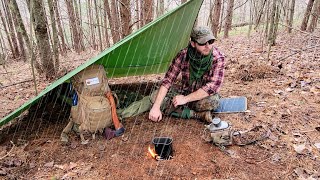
[0,0,204,126]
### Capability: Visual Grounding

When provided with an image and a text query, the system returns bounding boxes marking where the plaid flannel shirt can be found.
[161,46,225,95]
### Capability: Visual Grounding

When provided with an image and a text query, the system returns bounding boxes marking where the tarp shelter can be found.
[0,0,204,126]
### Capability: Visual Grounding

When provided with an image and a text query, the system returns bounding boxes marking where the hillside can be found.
[0,30,319,179]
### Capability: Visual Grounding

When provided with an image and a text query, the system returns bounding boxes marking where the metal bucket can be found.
[152,137,173,160]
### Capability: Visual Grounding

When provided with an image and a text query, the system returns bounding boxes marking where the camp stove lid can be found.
[207,117,229,132]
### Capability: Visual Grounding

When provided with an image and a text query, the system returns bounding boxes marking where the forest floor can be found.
[0,30,319,179]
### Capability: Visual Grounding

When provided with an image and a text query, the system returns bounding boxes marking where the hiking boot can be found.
[190,110,212,123]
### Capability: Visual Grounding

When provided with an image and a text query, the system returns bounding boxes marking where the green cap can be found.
[190,26,215,44]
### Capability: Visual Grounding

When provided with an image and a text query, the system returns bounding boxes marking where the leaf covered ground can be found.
[0,30,319,179]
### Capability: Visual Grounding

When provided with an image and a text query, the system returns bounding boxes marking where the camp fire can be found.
[148,146,161,160]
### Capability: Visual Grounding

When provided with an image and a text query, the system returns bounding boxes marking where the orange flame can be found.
[148,146,157,158]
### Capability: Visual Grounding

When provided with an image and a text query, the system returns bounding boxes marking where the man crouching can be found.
[149,26,225,122]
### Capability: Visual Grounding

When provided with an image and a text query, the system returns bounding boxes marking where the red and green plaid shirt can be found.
[161,46,225,95]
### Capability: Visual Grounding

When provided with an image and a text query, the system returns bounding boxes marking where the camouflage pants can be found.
[151,88,220,118]
[189,94,220,112]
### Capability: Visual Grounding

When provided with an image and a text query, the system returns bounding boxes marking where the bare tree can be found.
[301,0,315,31]
[287,0,295,33]
[87,0,96,49]
[268,0,277,46]
[48,0,59,70]
[157,0,165,17]
[211,0,222,38]
[139,0,144,26]
[307,0,320,32]
[223,0,235,38]
[0,30,5,55]
[264,0,270,43]
[10,3,26,62]
[143,0,154,24]
[135,0,141,29]
[254,0,267,29]
[218,0,225,33]
[73,0,84,50]
[10,0,38,64]
[267,0,280,60]
[1,0,19,59]
[247,0,254,37]
[65,0,84,53]
[0,7,14,58]
[94,0,102,51]
[53,0,66,54]
[102,0,110,47]
[0,30,8,72]
[31,0,55,78]
[26,0,38,94]
[104,1,117,44]
[120,0,131,37]
[110,0,121,42]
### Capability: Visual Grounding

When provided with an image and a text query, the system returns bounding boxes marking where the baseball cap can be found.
[190,26,216,44]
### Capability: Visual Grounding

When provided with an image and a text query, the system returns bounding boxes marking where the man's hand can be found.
[148,85,168,122]
[172,95,188,107]
[149,106,162,122]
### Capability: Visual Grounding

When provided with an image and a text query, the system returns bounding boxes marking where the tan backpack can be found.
[70,95,112,133]
[72,64,111,96]
[61,64,113,144]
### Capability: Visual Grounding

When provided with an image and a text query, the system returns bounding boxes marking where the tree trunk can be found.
[211,0,222,38]
[301,0,315,31]
[144,0,154,24]
[274,5,280,40]
[11,0,36,62]
[65,0,83,53]
[223,0,235,38]
[0,30,8,72]
[254,0,267,29]
[264,0,270,43]
[48,0,59,70]
[2,0,19,59]
[102,1,110,47]
[94,0,103,51]
[267,0,277,60]
[53,0,67,54]
[287,0,295,33]
[32,0,55,78]
[157,0,164,17]
[307,0,320,32]
[247,0,253,37]
[218,0,225,33]
[27,0,38,94]
[104,1,117,44]
[10,8,26,62]
[24,0,42,73]
[87,0,96,49]
[135,0,140,29]
[110,0,121,42]
[139,0,144,26]
[119,0,131,37]
[0,6,14,59]
[284,0,290,31]
[0,30,5,55]
[73,0,84,50]
[267,0,279,47]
